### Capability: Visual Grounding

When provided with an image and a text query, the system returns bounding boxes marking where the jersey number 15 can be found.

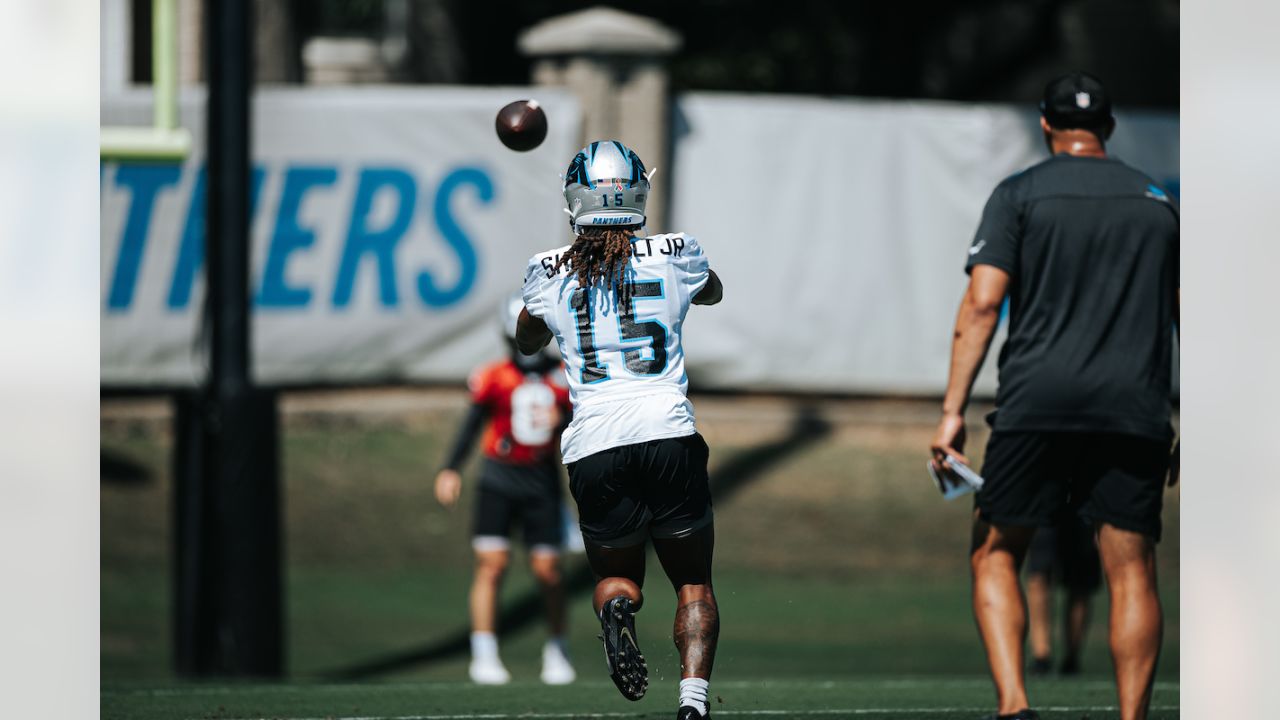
[570,281,667,383]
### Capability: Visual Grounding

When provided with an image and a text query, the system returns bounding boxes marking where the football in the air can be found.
[495,99,548,152]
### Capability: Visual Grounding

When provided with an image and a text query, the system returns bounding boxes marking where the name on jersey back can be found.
[537,236,687,280]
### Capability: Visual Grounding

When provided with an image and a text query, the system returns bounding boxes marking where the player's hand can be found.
[1167,438,1179,487]
[434,469,462,508]
[930,411,969,471]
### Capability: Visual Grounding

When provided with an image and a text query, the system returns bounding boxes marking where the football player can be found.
[516,141,724,720]
[433,294,576,685]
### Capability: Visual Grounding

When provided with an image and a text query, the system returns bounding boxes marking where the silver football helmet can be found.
[562,140,654,230]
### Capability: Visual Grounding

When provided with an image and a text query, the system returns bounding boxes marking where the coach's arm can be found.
[516,307,553,355]
[930,265,1010,469]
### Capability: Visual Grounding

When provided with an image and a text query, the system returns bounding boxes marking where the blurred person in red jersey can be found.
[434,293,577,686]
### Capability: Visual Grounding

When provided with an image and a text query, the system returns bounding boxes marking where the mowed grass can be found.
[101,391,1180,718]
[100,678,1182,720]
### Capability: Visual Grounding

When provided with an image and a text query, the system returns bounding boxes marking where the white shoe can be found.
[540,641,576,685]
[469,656,511,685]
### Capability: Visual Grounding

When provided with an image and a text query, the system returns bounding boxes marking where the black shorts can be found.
[567,432,712,548]
[1025,517,1103,593]
[978,431,1170,541]
[472,462,564,553]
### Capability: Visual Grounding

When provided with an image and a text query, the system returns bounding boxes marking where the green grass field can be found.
[101,391,1179,719]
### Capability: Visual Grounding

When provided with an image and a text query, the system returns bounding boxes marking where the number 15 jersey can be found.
[522,233,711,464]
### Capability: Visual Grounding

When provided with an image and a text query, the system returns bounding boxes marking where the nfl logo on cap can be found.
[1075,91,1091,109]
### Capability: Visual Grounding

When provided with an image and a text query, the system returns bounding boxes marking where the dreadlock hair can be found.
[554,226,638,312]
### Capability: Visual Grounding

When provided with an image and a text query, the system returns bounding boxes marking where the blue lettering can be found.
[332,168,417,308]
[167,165,266,310]
[108,165,182,310]
[418,167,491,307]
[257,166,338,308]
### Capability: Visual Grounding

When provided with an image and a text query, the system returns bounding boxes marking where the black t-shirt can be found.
[966,154,1179,441]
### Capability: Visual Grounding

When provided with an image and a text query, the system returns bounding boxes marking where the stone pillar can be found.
[101,0,131,91]
[177,0,203,84]
[518,7,681,232]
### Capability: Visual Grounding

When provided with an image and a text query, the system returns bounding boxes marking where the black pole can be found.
[173,0,283,677]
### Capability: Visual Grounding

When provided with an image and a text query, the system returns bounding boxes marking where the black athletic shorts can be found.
[978,431,1170,541]
[472,460,564,553]
[567,432,712,548]
[1025,517,1103,593]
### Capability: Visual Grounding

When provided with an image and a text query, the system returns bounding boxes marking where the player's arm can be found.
[930,264,1010,468]
[434,402,490,508]
[692,269,723,305]
[516,306,553,354]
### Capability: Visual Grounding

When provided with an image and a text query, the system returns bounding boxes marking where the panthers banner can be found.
[102,89,1176,394]
[101,88,581,386]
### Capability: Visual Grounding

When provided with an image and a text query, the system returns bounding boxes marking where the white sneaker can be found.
[469,656,511,685]
[540,641,576,685]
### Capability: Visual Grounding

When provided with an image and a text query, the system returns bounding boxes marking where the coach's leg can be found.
[971,515,1036,715]
[654,523,718,709]
[1097,523,1161,720]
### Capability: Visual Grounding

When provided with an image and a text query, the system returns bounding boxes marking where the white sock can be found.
[471,632,499,661]
[679,677,709,715]
[545,635,569,656]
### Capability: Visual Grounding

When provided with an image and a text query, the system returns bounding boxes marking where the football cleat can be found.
[468,656,511,685]
[987,710,1040,720]
[540,640,577,685]
[598,596,648,701]
[677,706,709,719]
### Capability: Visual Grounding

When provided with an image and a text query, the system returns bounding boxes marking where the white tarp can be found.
[101,89,1177,394]
[670,92,1179,395]
[101,87,581,386]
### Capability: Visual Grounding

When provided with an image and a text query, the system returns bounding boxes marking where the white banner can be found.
[670,92,1179,395]
[102,89,1176,395]
[101,87,581,386]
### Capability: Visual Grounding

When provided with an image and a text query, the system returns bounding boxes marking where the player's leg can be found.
[469,486,515,684]
[1059,517,1102,675]
[1024,526,1058,674]
[646,433,717,720]
[568,444,652,700]
[1079,433,1168,720]
[586,539,649,700]
[653,525,717,720]
[972,431,1066,717]
[1060,588,1091,675]
[522,479,575,684]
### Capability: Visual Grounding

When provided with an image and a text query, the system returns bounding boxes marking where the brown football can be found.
[495,99,548,152]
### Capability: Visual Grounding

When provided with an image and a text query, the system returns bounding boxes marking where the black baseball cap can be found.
[1040,72,1113,129]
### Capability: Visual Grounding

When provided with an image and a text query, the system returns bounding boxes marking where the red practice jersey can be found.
[468,359,572,465]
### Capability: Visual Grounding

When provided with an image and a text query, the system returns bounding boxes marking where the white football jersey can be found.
[522,232,711,463]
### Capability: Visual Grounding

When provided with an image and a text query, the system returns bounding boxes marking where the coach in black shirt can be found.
[930,72,1178,720]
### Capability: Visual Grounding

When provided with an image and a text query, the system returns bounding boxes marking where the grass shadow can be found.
[322,404,833,680]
